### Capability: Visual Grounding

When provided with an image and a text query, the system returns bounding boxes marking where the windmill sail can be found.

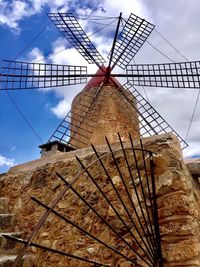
[0,60,87,90]
[108,13,155,70]
[48,13,106,66]
[127,61,200,88]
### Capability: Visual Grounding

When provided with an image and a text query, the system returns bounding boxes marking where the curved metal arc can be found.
[11,146,112,266]
[11,151,111,266]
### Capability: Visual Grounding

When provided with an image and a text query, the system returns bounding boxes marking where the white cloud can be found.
[184,143,200,158]
[51,99,70,118]
[0,0,149,33]
[101,0,150,19]
[0,155,15,167]
[0,1,27,32]
[27,47,45,62]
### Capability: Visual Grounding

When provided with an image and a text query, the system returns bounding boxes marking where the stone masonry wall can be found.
[0,134,200,266]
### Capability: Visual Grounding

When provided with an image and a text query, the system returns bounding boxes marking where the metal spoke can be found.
[129,134,158,252]
[117,133,157,256]
[31,196,142,266]
[75,155,155,264]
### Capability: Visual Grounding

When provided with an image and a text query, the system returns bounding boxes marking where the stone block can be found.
[0,233,21,254]
[159,215,198,237]
[0,215,15,232]
[163,238,200,262]
[157,191,199,218]
[0,199,8,214]
[185,158,200,179]
[0,255,34,267]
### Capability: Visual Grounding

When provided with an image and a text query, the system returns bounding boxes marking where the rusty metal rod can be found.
[2,234,110,267]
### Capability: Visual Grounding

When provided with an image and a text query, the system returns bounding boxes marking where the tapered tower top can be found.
[84,66,122,90]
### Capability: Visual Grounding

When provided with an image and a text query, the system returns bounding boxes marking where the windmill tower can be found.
[69,67,139,148]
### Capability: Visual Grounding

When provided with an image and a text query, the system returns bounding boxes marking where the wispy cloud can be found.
[27,47,45,62]
[9,145,16,151]
[0,0,69,33]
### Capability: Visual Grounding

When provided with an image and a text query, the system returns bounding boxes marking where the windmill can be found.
[1,12,199,154]
[1,12,199,267]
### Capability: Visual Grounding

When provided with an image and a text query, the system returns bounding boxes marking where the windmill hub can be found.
[105,66,112,83]
[84,66,120,90]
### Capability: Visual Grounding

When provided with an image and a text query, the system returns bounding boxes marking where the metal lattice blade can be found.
[48,13,106,66]
[0,60,87,90]
[109,13,155,70]
[113,83,188,149]
[127,61,200,88]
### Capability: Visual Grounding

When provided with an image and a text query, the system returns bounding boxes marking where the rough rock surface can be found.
[70,85,140,148]
[185,158,200,180]
[0,133,200,266]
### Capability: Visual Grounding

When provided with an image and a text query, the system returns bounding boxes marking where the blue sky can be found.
[0,0,200,173]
